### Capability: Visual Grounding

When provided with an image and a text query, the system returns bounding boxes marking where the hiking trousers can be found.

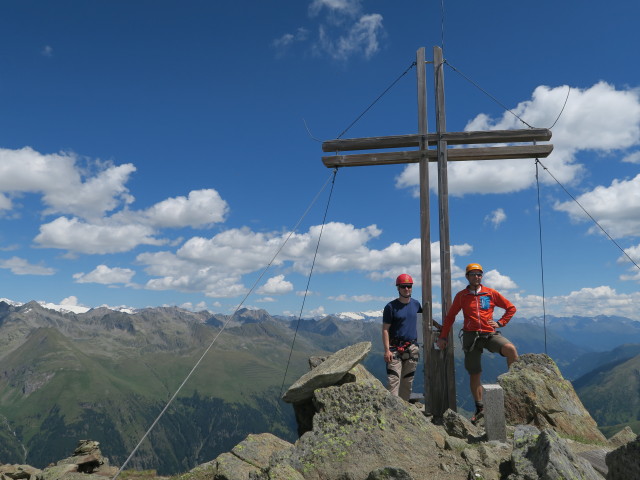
[386,343,419,401]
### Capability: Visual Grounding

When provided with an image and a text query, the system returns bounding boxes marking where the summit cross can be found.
[321,47,552,417]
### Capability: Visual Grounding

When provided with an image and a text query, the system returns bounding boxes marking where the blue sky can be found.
[1,0,639,320]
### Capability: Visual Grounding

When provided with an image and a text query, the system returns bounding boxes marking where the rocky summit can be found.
[3,347,639,480]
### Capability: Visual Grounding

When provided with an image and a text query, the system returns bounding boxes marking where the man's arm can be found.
[493,291,516,326]
[437,292,462,349]
[382,323,393,363]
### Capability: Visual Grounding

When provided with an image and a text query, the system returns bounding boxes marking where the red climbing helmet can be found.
[395,273,414,285]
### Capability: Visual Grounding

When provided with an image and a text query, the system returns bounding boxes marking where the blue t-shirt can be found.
[383,298,422,343]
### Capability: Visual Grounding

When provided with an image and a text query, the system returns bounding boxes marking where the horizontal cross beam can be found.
[322,144,553,168]
[322,128,552,153]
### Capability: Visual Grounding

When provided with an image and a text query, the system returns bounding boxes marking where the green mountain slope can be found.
[0,304,311,473]
[0,301,637,474]
[573,353,640,434]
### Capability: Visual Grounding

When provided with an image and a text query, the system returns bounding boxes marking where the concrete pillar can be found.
[482,384,506,442]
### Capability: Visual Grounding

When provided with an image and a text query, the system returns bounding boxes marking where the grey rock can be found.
[366,466,414,479]
[607,426,637,447]
[510,425,603,480]
[280,382,455,480]
[38,439,118,480]
[605,434,640,480]
[499,353,607,444]
[282,341,371,403]
[231,433,293,469]
[0,465,41,480]
[442,408,482,440]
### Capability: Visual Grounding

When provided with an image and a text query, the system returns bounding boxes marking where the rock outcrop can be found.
[509,425,602,480]
[605,434,640,480]
[498,353,608,444]
[0,440,118,480]
[6,346,639,480]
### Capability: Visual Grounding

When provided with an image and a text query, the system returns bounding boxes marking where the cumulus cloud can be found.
[0,146,230,256]
[257,275,294,295]
[0,147,136,220]
[0,256,55,275]
[482,269,518,291]
[133,222,478,298]
[137,189,229,228]
[73,264,136,284]
[554,174,640,238]
[396,82,640,196]
[485,208,506,228]
[513,285,640,319]
[35,217,165,254]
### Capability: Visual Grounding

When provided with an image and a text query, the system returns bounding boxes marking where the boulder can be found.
[282,341,371,403]
[39,439,118,480]
[210,433,294,480]
[509,425,603,480]
[498,353,607,444]
[442,408,482,440]
[605,434,640,480]
[0,464,41,480]
[277,382,465,480]
[607,426,637,447]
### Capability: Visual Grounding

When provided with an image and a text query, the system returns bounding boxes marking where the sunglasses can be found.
[467,273,483,277]
[398,284,413,289]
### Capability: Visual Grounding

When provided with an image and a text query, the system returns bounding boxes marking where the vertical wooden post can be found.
[434,46,457,412]
[416,48,434,414]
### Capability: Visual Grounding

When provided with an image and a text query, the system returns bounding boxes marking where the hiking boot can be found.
[471,407,484,425]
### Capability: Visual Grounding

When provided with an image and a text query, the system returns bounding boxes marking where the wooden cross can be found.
[321,47,553,417]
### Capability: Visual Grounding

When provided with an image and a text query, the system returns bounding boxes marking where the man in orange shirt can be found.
[437,263,518,423]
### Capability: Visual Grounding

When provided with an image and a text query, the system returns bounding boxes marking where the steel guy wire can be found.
[112,168,339,480]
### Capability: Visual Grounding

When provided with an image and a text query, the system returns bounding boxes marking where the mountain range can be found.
[0,299,638,475]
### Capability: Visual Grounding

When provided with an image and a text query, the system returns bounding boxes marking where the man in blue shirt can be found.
[382,273,422,401]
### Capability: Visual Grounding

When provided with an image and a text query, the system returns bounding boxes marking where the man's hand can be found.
[436,338,448,350]
[488,320,500,329]
[384,350,394,363]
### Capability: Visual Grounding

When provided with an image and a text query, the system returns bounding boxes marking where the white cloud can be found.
[138,189,229,228]
[513,285,640,319]
[329,294,388,302]
[133,222,479,299]
[554,174,640,238]
[257,275,294,295]
[622,151,640,163]
[0,193,12,211]
[0,147,136,220]
[274,0,384,61]
[35,217,165,254]
[60,296,81,307]
[482,269,518,291]
[309,0,361,17]
[41,45,53,57]
[396,82,640,196]
[272,28,309,55]
[257,297,277,303]
[0,256,55,275]
[73,264,136,284]
[306,305,326,317]
[317,14,383,60]
[485,208,506,228]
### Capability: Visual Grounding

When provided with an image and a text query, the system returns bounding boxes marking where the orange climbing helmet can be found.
[465,263,483,274]
[395,273,414,285]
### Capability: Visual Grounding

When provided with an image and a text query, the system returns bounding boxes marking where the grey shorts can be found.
[462,330,511,374]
